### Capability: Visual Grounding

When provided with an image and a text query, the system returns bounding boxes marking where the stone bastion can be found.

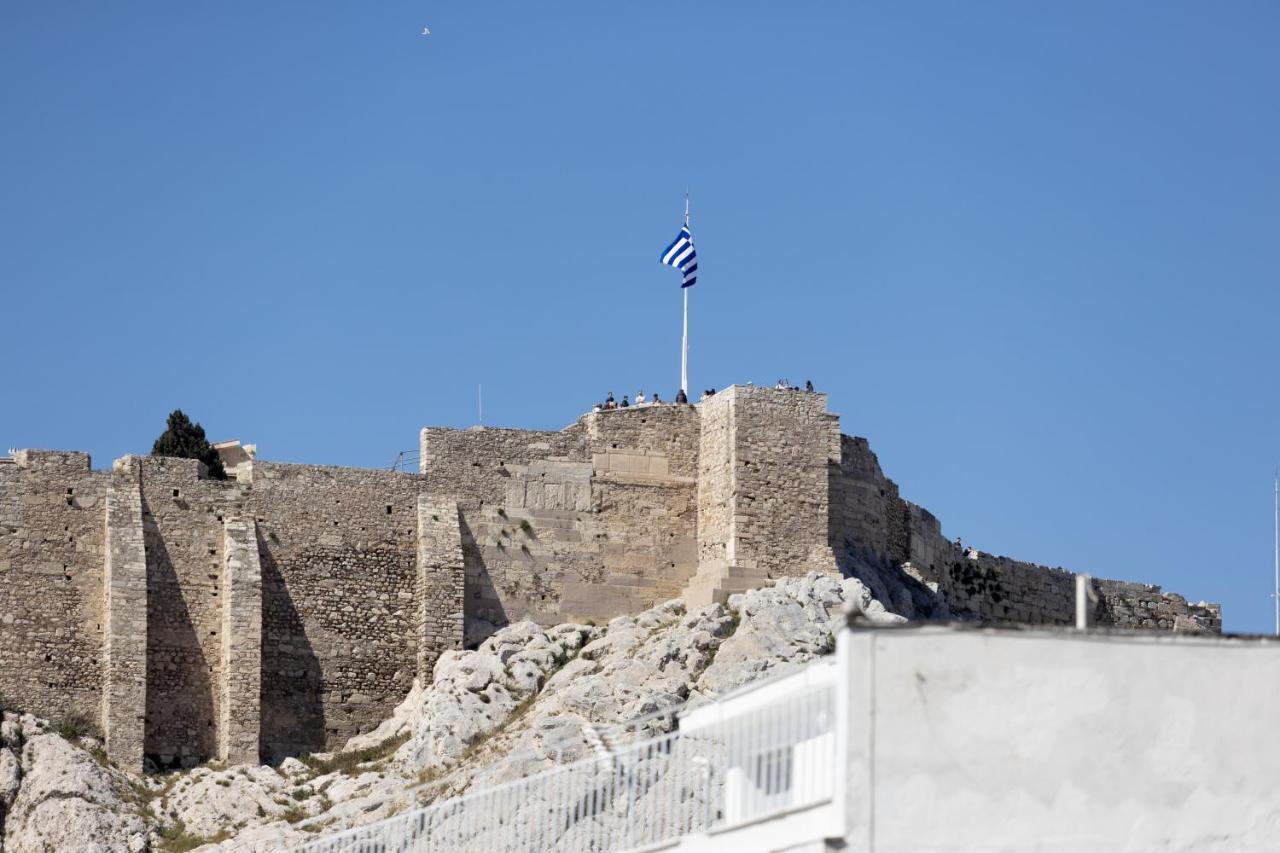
[0,385,1220,771]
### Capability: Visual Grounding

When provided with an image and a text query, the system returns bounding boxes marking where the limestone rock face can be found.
[394,620,600,773]
[0,747,20,811]
[3,731,146,853]
[697,574,899,695]
[162,765,295,839]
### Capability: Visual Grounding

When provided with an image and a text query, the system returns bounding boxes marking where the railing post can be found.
[833,630,851,839]
[1076,573,1092,630]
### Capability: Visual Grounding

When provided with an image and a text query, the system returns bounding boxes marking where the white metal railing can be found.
[301,680,836,853]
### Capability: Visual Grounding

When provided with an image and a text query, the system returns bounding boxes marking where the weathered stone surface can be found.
[3,733,146,853]
[161,765,293,839]
[0,746,20,810]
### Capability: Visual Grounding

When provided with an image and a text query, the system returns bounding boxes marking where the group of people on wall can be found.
[592,379,817,413]
[593,389,673,411]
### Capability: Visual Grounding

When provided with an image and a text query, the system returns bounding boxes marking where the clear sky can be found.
[3,3,1278,632]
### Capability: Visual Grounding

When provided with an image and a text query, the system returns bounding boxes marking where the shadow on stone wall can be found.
[258,530,324,764]
[835,540,950,622]
[143,502,215,769]
[459,515,506,644]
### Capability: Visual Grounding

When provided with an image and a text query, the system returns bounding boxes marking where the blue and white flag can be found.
[661,225,697,288]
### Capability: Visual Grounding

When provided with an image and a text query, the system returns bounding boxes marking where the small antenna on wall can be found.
[478,384,483,426]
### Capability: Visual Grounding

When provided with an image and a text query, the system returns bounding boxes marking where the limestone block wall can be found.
[420,424,590,507]
[416,498,465,681]
[910,512,1221,631]
[576,408,699,620]
[1094,579,1222,632]
[829,435,906,563]
[246,461,427,761]
[0,451,108,726]
[832,434,1221,632]
[586,405,700,479]
[0,391,1227,773]
[138,456,249,766]
[422,410,700,629]
[696,387,837,577]
[696,394,734,568]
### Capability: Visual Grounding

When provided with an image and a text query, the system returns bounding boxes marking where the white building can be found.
[307,623,1280,852]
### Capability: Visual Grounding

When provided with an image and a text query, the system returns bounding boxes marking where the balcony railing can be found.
[301,674,836,853]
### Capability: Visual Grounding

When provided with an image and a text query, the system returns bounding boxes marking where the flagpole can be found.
[681,193,690,396]
[1273,468,1277,636]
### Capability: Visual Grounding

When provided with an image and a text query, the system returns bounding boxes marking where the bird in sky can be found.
[421,27,431,36]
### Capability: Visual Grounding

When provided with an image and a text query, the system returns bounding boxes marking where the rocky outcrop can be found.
[0,715,147,853]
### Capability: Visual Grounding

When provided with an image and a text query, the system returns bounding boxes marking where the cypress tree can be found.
[151,409,227,480]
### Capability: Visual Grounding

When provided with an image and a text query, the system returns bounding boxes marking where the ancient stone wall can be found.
[700,387,836,577]
[1094,579,1222,632]
[422,410,700,629]
[829,435,904,563]
[0,452,108,726]
[245,461,430,761]
[138,456,249,767]
[832,433,1221,632]
[695,394,733,568]
[0,388,1225,771]
[417,498,466,681]
[0,449,466,769]
[586,405,700,479]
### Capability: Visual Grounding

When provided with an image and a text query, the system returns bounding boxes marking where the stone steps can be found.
[682,562,774,608]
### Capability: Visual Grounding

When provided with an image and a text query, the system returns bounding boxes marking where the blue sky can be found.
[3,3,1278,632]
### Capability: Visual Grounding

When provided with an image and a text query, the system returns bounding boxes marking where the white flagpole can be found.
[1273,468,1277,636]
[681,193,690,396]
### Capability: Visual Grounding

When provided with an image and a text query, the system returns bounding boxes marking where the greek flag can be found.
[661,225,697,288]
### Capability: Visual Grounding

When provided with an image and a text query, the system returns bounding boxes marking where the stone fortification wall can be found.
[696,394,733,568]
[0,451,108,725]
[244,461,433,761]
[1093,579,1222,632]
[417,498,466,679]
[829,435,907,564]
[421,409,700,628]
[0,388,1223,772]
[587,404,700,479]
[138,456,249,766]
[0,450,465,771]
[696,387,837,577]
[832,435,1221,632]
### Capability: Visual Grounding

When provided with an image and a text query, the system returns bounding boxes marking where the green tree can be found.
[151,409,226,480]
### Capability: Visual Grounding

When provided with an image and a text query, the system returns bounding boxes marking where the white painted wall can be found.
[842,627,1280,852]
